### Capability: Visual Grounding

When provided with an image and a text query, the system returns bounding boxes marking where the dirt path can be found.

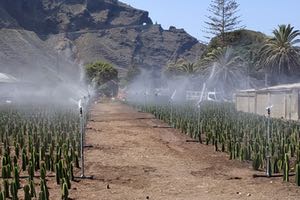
[70,101,299,200]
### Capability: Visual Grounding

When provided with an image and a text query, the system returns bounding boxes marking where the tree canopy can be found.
[85,61,118,96]
[164,59,199,78]
[258,24,300,76]
[199,47,247,94]
[204,0,244,45]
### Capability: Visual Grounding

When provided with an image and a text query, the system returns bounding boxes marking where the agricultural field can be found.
[1,99,300,199]
[0,104,82,199]
[133,101,300,185]
[69,101,299,200]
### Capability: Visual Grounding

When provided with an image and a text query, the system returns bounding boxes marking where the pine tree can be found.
[204,0,244,45]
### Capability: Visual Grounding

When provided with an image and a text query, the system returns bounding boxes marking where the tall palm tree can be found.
[259,24,300,75]
[199,47,246,94]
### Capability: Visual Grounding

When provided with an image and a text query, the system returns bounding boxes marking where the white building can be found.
[235,83,300,120]
[0,72,19,101]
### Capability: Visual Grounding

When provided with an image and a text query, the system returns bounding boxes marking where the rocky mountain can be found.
[0,28,81,84]
[0,0,206,78]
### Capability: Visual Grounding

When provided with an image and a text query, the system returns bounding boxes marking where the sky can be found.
[121,0,300,42]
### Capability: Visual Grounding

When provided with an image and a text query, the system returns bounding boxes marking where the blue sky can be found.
[121,0,300,42]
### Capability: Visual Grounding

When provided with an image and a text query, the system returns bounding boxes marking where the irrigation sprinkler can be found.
[144,91,147,108]
[253,104,274,178]
[79,102,84,177]
[170,100,173,126]
[154,90,158,117]
[78,98,93,179]
[83,96,93,148]
[266,105,272,177]
[196,104,201,142]
[83,96,87,145]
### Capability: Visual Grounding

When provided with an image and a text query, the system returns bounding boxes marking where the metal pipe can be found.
[83,96,87,145]
[170,101,173,126]
[266,107,271,177]
[77,96,93,180]
[79,106,84,177]
[197,105,201,138]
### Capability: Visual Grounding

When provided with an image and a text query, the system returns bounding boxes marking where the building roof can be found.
[262,82,300,91]
[238,82,300,94]
[0,73,18,83]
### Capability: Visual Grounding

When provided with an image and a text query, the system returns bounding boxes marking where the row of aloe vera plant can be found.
[0,104,82,199]
[132,101,300,185]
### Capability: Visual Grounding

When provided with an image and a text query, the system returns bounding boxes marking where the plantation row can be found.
[0,104,82,199]
[132,101,300,185]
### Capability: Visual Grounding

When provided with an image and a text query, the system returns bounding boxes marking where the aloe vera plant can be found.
[131,100,300,186]
[0,104,83,199]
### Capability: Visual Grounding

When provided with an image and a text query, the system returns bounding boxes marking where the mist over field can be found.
[0,29,91,105]
[0,0,300,199]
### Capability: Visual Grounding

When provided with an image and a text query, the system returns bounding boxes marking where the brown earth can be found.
[67,101,299,200]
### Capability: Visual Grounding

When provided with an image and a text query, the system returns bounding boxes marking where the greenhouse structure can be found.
[0,72,19,101]
[235,83,300,120]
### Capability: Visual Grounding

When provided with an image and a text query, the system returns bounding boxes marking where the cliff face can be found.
[0,28,81,84]
[0,0,206,77]
[0,0,153,34]
[46,25,205,70]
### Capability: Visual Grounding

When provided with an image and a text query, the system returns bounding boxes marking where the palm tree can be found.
[178,62,199,75]
[199,47,246,94]
[259,24,300,75]
[165,59,199,77]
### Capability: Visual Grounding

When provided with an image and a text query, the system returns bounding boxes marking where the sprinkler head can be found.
[266,105,273,110]
[266,105,273,115]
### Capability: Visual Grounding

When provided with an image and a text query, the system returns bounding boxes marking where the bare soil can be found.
[67,101,300,200]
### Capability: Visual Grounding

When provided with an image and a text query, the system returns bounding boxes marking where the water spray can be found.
[196,83,206,142]
[169,89,176,127]
[5,100,12,104]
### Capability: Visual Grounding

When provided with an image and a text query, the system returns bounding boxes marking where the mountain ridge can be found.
[0,0,206,75]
